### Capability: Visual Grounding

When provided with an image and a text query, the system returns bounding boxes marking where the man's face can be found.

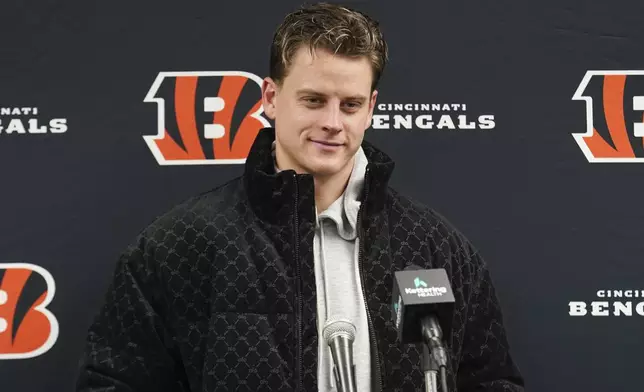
[262,46,378,177]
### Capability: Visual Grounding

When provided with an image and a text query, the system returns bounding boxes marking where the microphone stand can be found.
[422,344,439,392]
[421,315,449,392]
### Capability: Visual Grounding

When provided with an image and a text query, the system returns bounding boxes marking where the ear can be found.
[261,77,279,120]
[365,89,379,129]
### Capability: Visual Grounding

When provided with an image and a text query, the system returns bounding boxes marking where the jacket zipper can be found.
[293,173,303,392]
[357,167,383,392]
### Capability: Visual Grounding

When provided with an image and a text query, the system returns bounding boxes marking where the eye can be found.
[304,97,323,105]
[343,101,362,111]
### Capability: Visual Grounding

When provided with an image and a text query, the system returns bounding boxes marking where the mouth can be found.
[310,140,344,147]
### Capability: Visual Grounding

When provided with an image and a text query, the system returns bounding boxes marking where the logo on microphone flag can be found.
[394,296,402,329]
[414,277,428,288]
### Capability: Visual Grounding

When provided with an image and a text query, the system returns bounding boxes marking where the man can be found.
[77,2,525,391]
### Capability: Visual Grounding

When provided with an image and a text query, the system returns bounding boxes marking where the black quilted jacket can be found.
[76,128,525,392]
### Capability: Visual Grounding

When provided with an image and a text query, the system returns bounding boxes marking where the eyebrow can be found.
[296,89,368,102]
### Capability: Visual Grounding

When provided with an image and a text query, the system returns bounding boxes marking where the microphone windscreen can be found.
[323,319,356,344]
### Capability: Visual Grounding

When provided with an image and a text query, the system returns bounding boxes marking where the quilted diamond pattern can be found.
[76,128,524,392]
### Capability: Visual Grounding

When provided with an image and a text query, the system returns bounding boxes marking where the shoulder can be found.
[125,176,246,256]
[385,187,483,266]
[386,188,467,239]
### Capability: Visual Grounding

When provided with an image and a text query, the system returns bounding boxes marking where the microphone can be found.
[323,319,357,392]
[392,265,455,391]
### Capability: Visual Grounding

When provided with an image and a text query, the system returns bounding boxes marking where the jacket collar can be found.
[243,128,395,225]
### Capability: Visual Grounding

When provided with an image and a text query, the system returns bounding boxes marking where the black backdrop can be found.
[2,1,644,391]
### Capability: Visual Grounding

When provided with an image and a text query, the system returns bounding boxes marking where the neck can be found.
[312,159,354,212]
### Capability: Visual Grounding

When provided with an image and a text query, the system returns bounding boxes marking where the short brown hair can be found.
[269,2,389,91]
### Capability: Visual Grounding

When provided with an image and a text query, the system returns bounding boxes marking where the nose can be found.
[321,103,343,133]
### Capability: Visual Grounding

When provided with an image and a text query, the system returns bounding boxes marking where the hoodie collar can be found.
[316,147,367,240]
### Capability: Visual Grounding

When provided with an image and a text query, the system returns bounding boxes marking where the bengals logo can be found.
[0,263,58,359]
[572,71,644,162]
[143,71,271,165]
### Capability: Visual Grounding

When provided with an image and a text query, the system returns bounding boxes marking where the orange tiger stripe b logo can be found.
[0,263,58,359]
[572,71,644,162]
[143,71,271,165]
